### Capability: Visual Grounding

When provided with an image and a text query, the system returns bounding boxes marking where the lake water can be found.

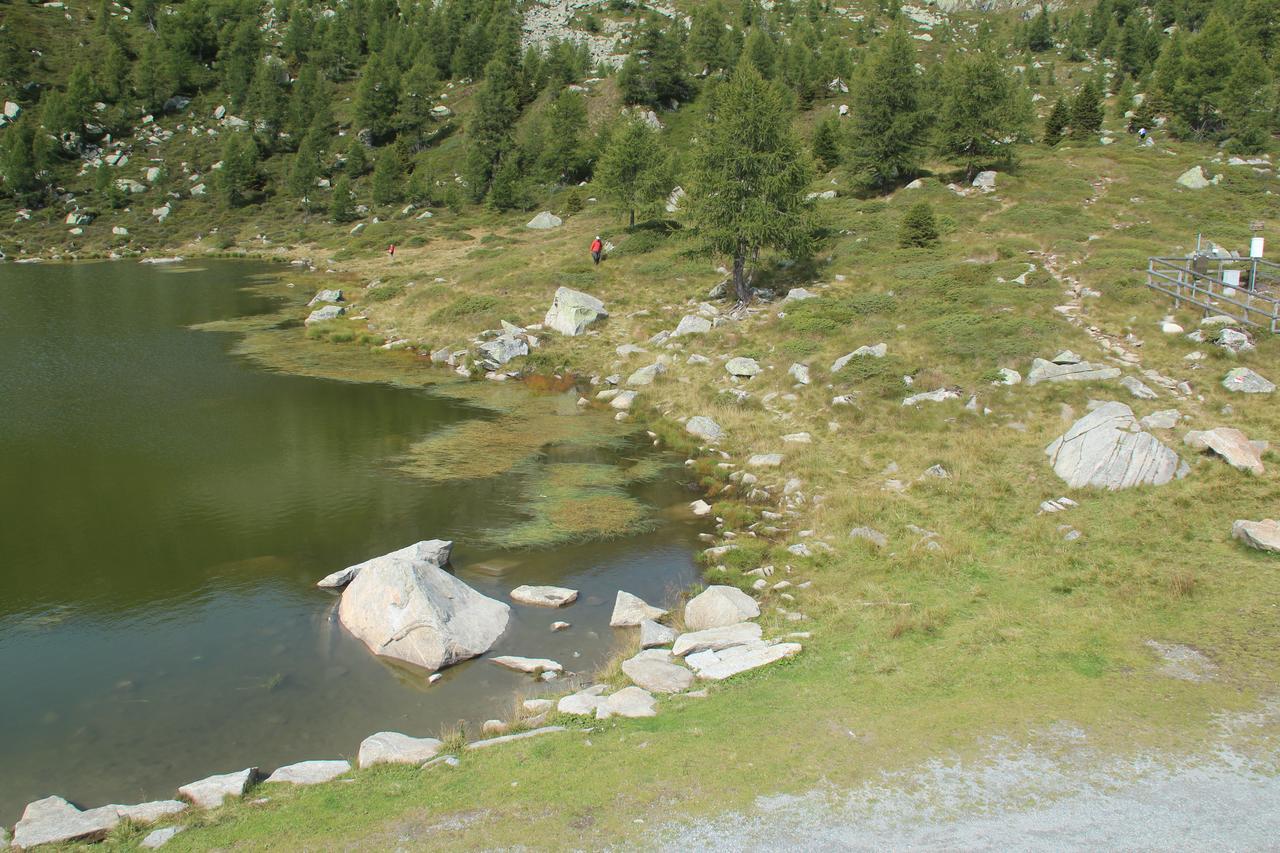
[0,260,699,823]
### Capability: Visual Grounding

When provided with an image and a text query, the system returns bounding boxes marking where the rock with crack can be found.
[178,768,257,809]
[1222,367,1275,394]
[672,622,763,657]
[337,544,510,672]
[685,641,802,680]
[358,732,444,768]
[1045,401,1188,489]
[595,686,658,718]
[1216,328,1255,355]
[490,655,564,675]
[1184,428,1265,475]
[684,585,760,630]
[510,585,579,607]
[621,653,695,693]
[264,760,350,786]
[1120,375,1159,400]
[317,539,452,588]
[610,590,667,626]
[1026,358,1122,385]
[543,286,607,336]
[1232,519,1280,553]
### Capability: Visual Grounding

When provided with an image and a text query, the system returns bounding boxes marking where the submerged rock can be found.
[510,585,579,607]
[1045,402,1187,489]
[337,544,510,672]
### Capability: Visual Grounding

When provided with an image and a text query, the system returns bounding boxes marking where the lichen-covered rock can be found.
[543,286,607,336]
[1222,367,1275,394]
[1045,402,1187,489]
[685,416,725,443]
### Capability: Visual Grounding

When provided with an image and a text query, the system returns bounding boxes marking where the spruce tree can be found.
[371,147,402,205]
[486,153,528,211]
[0,118,43,204]
[847,24,928,190]
[217,132,259,207]
[898,201,939,247]
[1220,49,1275,153]
[330,174,356,222]
[247,59,287,147]
[540,89,588,182]
[355,54,400,143]
[1044,96,1070,145]
[934,50,1032,180]
[287,129,322,211]
[1069,77,1104,139]
[395,58,440,139]
[463,56,519,201]
[811,113,842,171]
[686,63,815,303]
[344,136,369,178]
[594,114,669,226]
[1027,6,1053,53]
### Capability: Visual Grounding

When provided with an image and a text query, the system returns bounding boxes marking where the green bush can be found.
[431,294,499,322]
[899,201,939,247]
[613,230,666,256]
[835,354,910,399]
[779,293,897,336]
[920,313,1053,359]
[365,283,405,302]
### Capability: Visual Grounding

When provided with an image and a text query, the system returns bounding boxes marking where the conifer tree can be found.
[540,89,588,182]
[934,50,1033,180]
[217,132,259,207]
[486,153,528,211]
[463,56,519,201]
[287,128,322,211]
[0,118,44,204]
[594,114,669,226]
[898,201,939,247]
[343,136,369,178]
[1220,48,1275,153]
[1027,6,1053,52]
[371,146,403,205]
[686,63,815,303]
[811,113,842,171]
[847,24,928,190]
[395,58,440,139]
[133,39,175,114]
[1044,96,1070,145]
[330,174,356,222]
[355,54,400,143]
[247,59,287,147]
[688,1,731,72]
[1069,77,1104,139]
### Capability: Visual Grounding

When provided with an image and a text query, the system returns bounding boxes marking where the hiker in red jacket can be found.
[590,236,603,266]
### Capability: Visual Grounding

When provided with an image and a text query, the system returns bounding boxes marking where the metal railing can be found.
[1146,255,1280,333]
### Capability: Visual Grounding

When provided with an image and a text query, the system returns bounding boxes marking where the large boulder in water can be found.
[1045,402,1187,490]
[317,539,452,588]
[338,544,510,672]
[543,286,607,336]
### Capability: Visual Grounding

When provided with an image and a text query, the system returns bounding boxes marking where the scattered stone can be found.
[782,432,811,444]
[674,315,712,336]
[178,768,257,809]
[1141,410,1182,430]
[1201,315,1236,327]
[1045,401,1187,489]
[1026,358,1122,385]
[621,654,695,693]
[469,725,567,749]
[610,590,667,627]
[972,170,997,191]
[543,287,607,336]
[672,622,763,657]
[726,357,762,377]
[12,797,121,849]
[490,655,564,675]
[995,368,1022,385]
[551,621,570,631]
[687,354,712,366]
[481,720,509,736]
[596,686,658,719]
[1222,368,1274,394]
[1160,322,1184,334]
[690,499,713,517]
[1216,328,1255,355]
[747,453,784,468]
[684,585,760,631]
[358,732,444,768]
[523,699,555,715]
[626,362,667,386]
[685,416,725,443]
[686,641,802,680]
[1052,350,1082,365]
[831,344,886,372]
[849,526,888,548]
[1038,497,1078,513]
[922,464,949,479]
[510,585,579,608]
[1120,375,1159,400]
[525,211,563,229]
[788,363,811,385]
[616,343,648,357]
[1184,428,1265,475]
[558,685,608,716]
[902,388,961,406]
[337,542,510,672]
[1175,165,1215,189]
[784,287,817,301]
[264,760,350,786]
[140,826,185,848]
[317,539,451,589]
[1232,519,1280,553]
[305,304,345,324]
[640,619,678,648]
[307,288,344,306]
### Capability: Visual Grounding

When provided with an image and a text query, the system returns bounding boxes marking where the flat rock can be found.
[490,655,563,675]
[610,590,667,626]
[611,390,637,410]
[672,622,763,657]
[12,797,121,848]
[640,619,678,648]
[1052,350,1082,365]
[849,526,888,548]
[358,732,444,769]
[1026,358,1122,385]
[747,453,784,468]
[626,362,667,386]
[726,357,762,377]
[558,684,608,716]
[140,826,185,848]
[1120,376,1159,400]
[468,726,567,749]
[616,343,648,357]
[264,760,350,786]
[307,289,343,306]
[510,585,579,608]
[1176,165,1213,189]
[317,539,452,588]
[1222,367,1275,394]
[337,544,510,672]
[684,585,760,631]
[114,800,187,824]
[1232,519,1280,553]
[522,698,555,714]
[305,305,345,324]
[1184,428,1265,475]
[544,286,607,336]
[686,641,802,680]
[178,768,256,809]
[1045,401,1187,489]
[1141,409,1182,430]
[674,315,712,336]
[595,686,658,719]
[902,388,961,406]
[621,654,695,693]
[685,416,725,442]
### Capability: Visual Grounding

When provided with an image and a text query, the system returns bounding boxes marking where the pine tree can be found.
[371,146,403,205]
[134,38,176,114]
[220,17,262,110]
[355,54,400,143]
[395,58,440,139]
[847,24,928,190]
[94,162,127,209]
[217,132,259,207]
[1177,13,1238,136]
[1220,48,1275,153]
[330,174,356,222]
[463,56,519,201]
[934,50,1033,180]
[1069,77,1104,139]
[898,201,939,247]
[539,89,588,182]
[0,118,44,204]
[1044,96,1070,145]
[594,115,670,226]
[288,127,323,211]
[1027,6,1053,53]
[486,153,528,211]
[344,135,369,178]
[688,1,731,72]
[686,63,816,303]
[811,113,842,171]
[247,59,287,147]
[744,28,776,79]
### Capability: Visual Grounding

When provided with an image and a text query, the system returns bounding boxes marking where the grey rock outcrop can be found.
[726,357,762,377]
[621,654,695,693]
[358,732,444,768]
[525,211,563,229]
[1026,358,1122,385]
[1184,428,1265,475]
[626,362,668,386]
[12,797,119,849]
[337,544,510,672]
[671,622,763,657]
[1045,402,1187,489]
[684,585,760,631]
[640,619,677,648]
[685,416,725,443]
[490,655,563,675]
[1232,519,1280,553]
[317,539,452,589]
[685,641,803,680]
[1120,376,1159,400]
[305,305,345,324]
[543,286,607,336]
[264,760,351,786]
[610,590,667,626]
[178,768,256,809]
[141,826,185,848]
[674,315,712,336]
[1222,368,1275,394]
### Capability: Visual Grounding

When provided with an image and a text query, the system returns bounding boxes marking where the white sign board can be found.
[1250,237,1264,258]
[1223,269,1241,287]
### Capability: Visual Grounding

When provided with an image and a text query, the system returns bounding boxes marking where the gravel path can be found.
[653,718,1280,851]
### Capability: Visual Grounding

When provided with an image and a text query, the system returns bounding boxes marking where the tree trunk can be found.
[629,208,635,227]
[732,246,749,304]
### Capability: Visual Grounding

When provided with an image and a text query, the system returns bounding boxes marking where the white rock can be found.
[337,544,510,672]
[1232,519,1280,553]
[523,698,555,714]
[543,286,607,336]
[1161,322,1184,334]
[627,362,667,386]
[671,622,763,657]
[674,315,712,336]
[788,363,811,385]
[690,499,712,517]
[264,760,350,785]
[358,732,444,768]
[1025,358,1122,385]
[1045,402,1187,490]
[1184,428,1265,475]
[510,585,578,608]
[12,797,120,849]
[972,170,997,190]
[639,619,678,648]
[686,641,802,680]
[114,801,187,824]
[684,585,760,630]
[1141,409,1181,430]
[140,826,185,848]
[685,416,725,443]
[1222,368,1274,394]
[621,654,694,693]
[490,655,564,675]
[1175,165,1213,189]
[178,768,256,809]
[307,288,344,306]
[558,684,608,716]
[1120,375,1159,400]
[610,590,667,626]
[902,388,961,406]
[595,686,658,718]
[726,357,762,377]
[747,453,783,468]
[995,367,1022,385]
[849,526,888,548]
[784,287,818,300]
[525,211,563,229]
[317,540,451,588]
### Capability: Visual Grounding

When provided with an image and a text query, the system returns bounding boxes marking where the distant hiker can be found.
[1137,127,1148,141]
[387,244,395,257]
[590,236,603,266]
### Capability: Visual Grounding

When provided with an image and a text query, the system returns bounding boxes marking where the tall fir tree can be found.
[594,114,670,226]
[217,131,259,207]
[463,56,520,201]
[846,24,928,190]
[811,113,843,172]
[1044,96,1070,144]
[330,174,356,222]
[934,50,1033,179]
[355,54,401,143]
[1069,77,1104,139]
[1027,6,1053,52]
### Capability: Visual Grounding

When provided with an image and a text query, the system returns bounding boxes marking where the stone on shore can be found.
[337,544,510,672]
[690,499,712,517]
[1045,401,1187,489]
[140,826,185,848]
[357,732,444,769]
[490,655,563,675]
[307,289,343,306]
[1232,519,1280,553]
[1026,358,1122,385]
[1184,428,1265,475]
[305,304,345,324]
[610,590,668,626]
[543,286,607,336]
[685,416,725,443]
[671,622,763,657]
[639,619,678,648]
[317,539,452,588]
[684,585,760,631]
[1222,368,1275,394]
[178,768,256,809]
[264,760,351,786]
[557,684,608,716]
[621,654,695,693]
[595,686,658,719]
[510,585,579,608]
[114,801,188,824]
[685,641,802,680]
[12,797,121,849]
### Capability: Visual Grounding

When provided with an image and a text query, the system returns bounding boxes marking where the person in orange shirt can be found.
[590,236,603,266]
